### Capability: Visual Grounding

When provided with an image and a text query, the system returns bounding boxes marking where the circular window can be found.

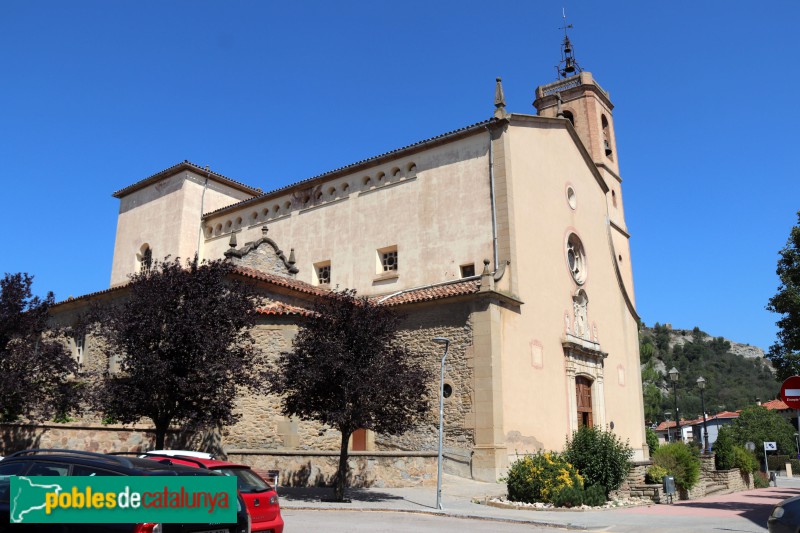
[443,383,453,398]
[566,186,577,209]
[566,233,586,284]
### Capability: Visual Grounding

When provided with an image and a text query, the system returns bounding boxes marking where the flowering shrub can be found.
[505,452,584,504]
[644,464,668,484]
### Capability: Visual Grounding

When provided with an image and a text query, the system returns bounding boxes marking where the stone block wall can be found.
[226,450,438,488]
[0,422,219,457]
[616,454,754,503]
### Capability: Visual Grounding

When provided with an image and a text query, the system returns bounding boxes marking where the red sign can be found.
[780,376,800,409]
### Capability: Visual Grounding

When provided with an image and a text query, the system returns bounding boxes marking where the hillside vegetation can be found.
[640,324,777,425]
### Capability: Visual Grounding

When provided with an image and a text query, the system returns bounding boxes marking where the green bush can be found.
[651,442,701,491]
[754,471,770,488]
[766,454,800,472]
[714,426,735,470]
[645,427,659,455]
[505,452,584,504]
[563,425,633,496]
[645,464,668,484]
[583,484,606,506]
[553,485,584,508]
[733,446,759,474]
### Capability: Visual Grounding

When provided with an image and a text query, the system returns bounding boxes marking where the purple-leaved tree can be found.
[273,289,431,502]
[91,257,267,449]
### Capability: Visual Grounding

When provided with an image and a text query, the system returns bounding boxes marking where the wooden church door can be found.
[576,376,593,428]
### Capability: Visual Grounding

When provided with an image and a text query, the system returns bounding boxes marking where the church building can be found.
[50,37,646,484]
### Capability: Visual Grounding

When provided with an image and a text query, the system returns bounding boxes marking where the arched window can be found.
[137,245,152,273]
[602,115,612,157]
[563,110,575,126]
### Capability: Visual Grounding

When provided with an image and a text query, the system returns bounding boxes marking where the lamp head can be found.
[696,376,706,389]
[668,367,679,382]
[432,337,450,345]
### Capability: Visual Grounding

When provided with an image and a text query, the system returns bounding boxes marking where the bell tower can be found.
[533,18,620,178]
[532,16,636,301]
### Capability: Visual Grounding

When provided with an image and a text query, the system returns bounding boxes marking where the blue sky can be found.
[1,1,798,351]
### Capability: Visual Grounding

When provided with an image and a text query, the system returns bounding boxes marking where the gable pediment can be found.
[224,225,299,277]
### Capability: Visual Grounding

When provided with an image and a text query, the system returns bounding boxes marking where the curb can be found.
[280,505,600,530]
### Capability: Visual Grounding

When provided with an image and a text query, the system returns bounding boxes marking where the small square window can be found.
[314,261,331,286]
[318,264,331,284]
[382,250,398,272]
[460,264,475,278]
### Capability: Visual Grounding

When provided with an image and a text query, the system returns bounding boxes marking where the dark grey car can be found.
[0,449,250,533]
[769,494,800,533]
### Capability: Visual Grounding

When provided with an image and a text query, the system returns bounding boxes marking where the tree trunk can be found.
[334,429,351,502]
[154,418,169,450]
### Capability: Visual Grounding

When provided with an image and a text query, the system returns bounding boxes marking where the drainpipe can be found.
[485,126,498,270]
[196,169,210,259]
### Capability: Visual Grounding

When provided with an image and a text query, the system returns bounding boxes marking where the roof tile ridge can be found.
[203,118,499,218]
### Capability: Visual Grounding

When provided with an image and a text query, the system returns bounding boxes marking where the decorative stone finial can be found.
[482,258,491,275]
[494,77,507,119]
[556,92,564,118]
[228,233,237,249]
[288,248,296,266]
[261,225,269,237]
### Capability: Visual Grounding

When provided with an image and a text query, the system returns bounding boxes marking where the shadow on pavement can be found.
[672,494,784,528]
[279,486,406,504]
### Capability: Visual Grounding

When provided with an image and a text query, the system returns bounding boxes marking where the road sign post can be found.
[764,441,777,481]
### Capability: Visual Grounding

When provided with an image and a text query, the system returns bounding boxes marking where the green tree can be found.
[91,257,266,449]
[645,427,659,455]
[729,405,796,455]
[563,425,633,496]
[714,426,735,470]
[0,273,80,421]
[273,289,432,502]
[766,211,800,381]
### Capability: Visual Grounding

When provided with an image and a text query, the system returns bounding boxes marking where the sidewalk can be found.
[278,473,800,532]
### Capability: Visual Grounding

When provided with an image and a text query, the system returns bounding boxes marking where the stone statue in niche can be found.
[573,290,589,339]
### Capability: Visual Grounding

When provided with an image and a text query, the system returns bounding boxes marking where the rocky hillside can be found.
[662,325,768,364]
[639,324,776,424]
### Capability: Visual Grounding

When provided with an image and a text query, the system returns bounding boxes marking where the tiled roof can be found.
[257,301,314,317]
[232,266,330,297]
[376,278,481,306]
[763,399,790,411]
[112,160,263,198]
[655,411,740,431]
[51,284,128,308]
[713,411,741,419]
[203,118,498,218]
[52,269,481,312]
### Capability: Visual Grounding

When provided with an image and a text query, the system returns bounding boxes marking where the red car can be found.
[143,452,283,533]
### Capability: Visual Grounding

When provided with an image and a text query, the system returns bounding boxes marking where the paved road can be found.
[279,474,800,532]
[282,510,562,532]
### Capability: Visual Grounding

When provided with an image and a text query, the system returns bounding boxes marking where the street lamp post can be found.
[697,376,709,453]
[669,367,680,443]
[432,337,450,511]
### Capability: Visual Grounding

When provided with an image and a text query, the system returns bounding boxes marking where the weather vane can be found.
[555,8,582,79]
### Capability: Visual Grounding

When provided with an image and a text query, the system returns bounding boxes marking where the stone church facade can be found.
[47,68,646,484]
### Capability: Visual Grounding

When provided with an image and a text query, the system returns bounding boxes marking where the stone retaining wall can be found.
[226,449,438,488]
[615,454,753,503]
[0,422,219,456]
